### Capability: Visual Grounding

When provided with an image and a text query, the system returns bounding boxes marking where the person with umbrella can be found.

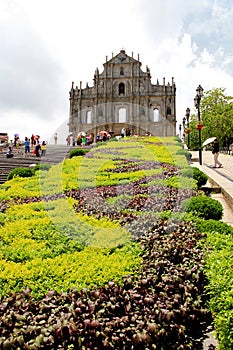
[211,138,222,168]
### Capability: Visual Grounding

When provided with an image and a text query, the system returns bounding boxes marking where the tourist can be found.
[77,137,82,146]
[41,141,47,156]
[24,137,30,156]
[35,143,41,157]
[6,146,14,158]
[9,140,14,149]
[31,134,35,146]
[81,135,86,146]
[16,138,20,153]
[54,133,58,144]
[87,133,94,145]
[66,135,71,146]
[126,128,131,137]
[121,128,126,137]
[212,138,222,168]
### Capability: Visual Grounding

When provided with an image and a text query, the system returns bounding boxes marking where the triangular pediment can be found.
[105,50,139,65]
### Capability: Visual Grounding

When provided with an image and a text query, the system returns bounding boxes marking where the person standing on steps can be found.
[35,143,41,157]
[41,141,47,157]
[54,133,58,145]
[212,138,222,168]
[121,128,126,138]
[24,137,30,156]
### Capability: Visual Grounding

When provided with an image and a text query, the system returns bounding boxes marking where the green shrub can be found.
[109,137,118,142]
[94,141,108,148]
[33,163,51,171]
[174,136,182,143]
[195,218,233,236]
[193,167,208,187]
[181,195,223,220]
[176,148,191,161]
[181,167,208,188]
[69,148,89,158]
[7,167,35,181]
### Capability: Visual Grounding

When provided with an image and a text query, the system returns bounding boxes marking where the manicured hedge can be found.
[69,148,90,158]
[181,166,208,188]
[7,167,34,180]
[181,195,223,220]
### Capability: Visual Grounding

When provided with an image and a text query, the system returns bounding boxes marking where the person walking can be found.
[24,137,30,156]
[66,135,71,146]
[35,143,41,157]
[16,139,20,153]
[41,141,47,156]
[54,133,58,145]
[212,138,222,168]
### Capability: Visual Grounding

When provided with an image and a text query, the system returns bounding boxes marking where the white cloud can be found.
[1,0,233,141]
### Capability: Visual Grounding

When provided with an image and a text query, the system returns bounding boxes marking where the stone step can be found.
[0,145,73,184]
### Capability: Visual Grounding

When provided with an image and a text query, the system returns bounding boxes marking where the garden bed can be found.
[0,137,232,349]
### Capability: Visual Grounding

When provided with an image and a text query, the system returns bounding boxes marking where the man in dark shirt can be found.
[212,139,222,168]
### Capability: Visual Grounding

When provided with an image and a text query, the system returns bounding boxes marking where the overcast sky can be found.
[1,0,233,143]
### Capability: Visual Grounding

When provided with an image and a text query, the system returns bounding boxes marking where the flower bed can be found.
[0,136,232,349]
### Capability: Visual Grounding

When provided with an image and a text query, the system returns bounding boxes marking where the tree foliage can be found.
[199,88,233,146]
[186,88,233,150]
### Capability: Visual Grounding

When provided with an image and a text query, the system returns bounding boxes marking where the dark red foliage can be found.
[0,221,211,349]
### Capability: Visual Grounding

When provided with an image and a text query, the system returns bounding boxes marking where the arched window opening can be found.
[153,109,159,122]
[87,110,92,124]
[167,107,171,115]
[119,108,126,123]
[120,67,124,75]
[119,82,125,95]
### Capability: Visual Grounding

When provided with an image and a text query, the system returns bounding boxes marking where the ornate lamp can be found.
[194,85,204,165]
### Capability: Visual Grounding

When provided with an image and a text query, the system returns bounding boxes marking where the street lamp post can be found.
[179,124,182,138]
[194,85,204,165]
[185,107,190,150]
[182,117,186,131]
[182,117,186,143]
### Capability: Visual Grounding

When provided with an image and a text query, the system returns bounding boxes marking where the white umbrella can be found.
[78,131,86,137]
[202,137,216,147]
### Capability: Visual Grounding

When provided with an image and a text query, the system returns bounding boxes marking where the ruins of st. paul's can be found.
[69,50,176,138]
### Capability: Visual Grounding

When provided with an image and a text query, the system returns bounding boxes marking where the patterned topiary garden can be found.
[0,137,232,349]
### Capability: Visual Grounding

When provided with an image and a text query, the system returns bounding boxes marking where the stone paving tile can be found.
[191,150,233,218]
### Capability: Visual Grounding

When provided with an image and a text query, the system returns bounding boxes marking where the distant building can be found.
[69,50,176,138]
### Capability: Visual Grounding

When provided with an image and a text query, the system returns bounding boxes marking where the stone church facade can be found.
[69,50,176,138]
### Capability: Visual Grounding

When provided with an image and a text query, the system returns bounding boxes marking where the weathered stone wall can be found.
[69,50,176,139]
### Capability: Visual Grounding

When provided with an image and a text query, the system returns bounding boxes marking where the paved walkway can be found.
[191,150,233,227]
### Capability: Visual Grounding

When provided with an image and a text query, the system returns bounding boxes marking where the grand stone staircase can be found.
[0,145,72,184]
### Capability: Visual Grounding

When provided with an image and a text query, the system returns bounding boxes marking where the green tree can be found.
[187,118,199,150]
[199,88,233,146]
